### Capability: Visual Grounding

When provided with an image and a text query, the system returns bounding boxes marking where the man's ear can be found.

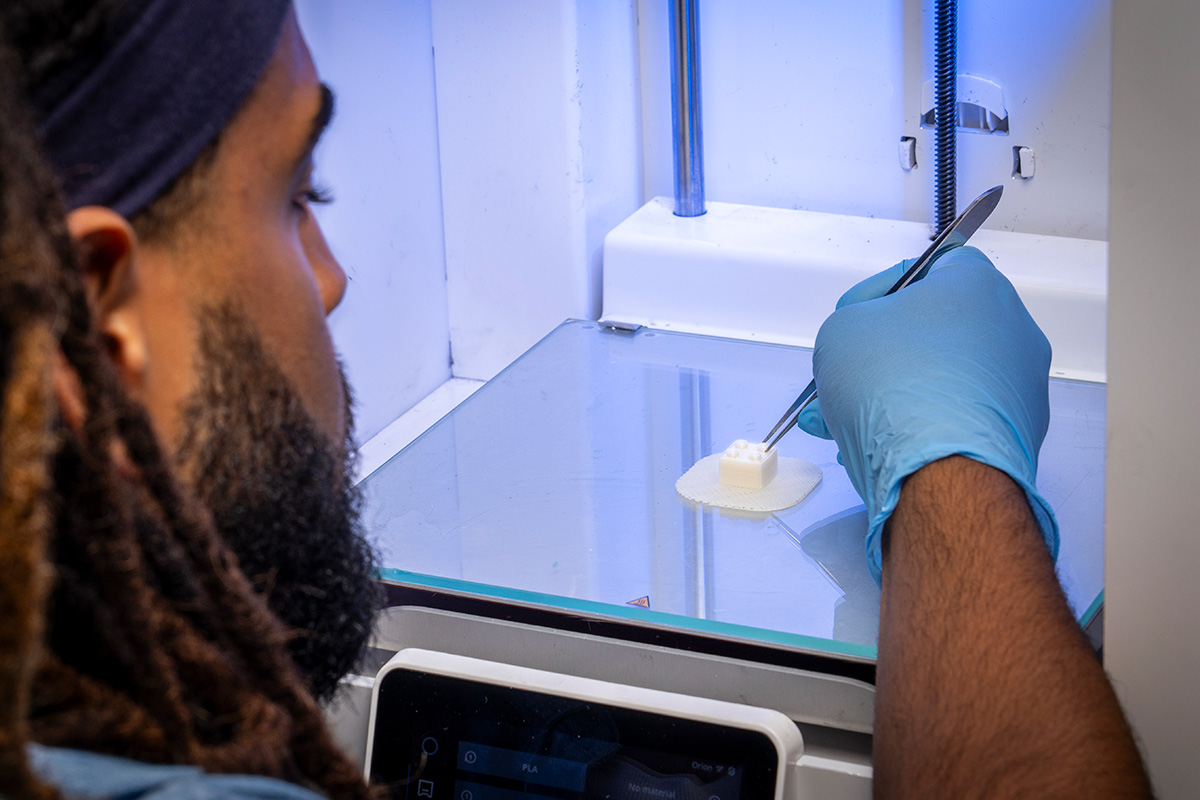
[65,206,147,395]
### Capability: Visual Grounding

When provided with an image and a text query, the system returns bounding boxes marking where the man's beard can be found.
[174,302,380,703]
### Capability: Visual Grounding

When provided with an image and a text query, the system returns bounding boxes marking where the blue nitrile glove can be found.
[795,245,1058,585]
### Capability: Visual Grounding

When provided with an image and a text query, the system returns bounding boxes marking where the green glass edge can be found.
[1079,589,1105,628]
[378,568,878,662]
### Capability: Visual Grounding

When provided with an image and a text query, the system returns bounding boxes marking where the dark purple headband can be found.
[34,0,292,218]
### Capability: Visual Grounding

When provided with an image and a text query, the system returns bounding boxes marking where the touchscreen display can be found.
[368,668,780,800]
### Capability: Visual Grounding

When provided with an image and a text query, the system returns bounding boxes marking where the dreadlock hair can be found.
[0,7,382,800]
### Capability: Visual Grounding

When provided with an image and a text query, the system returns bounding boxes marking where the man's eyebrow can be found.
[305,83,336,154]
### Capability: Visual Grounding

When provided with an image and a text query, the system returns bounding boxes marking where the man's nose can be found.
[317,251,347,315]
[306,218,346,315]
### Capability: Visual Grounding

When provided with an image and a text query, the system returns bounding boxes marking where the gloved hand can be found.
[796,245,1058,585]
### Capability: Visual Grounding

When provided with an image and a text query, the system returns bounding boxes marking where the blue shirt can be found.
[25,745,328,799]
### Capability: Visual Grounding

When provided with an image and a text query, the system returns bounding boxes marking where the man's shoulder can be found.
[24,745,328,800]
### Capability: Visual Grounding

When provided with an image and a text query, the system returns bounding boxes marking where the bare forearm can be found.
[874,456,1152,799]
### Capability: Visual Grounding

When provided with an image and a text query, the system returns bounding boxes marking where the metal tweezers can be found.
[762,185,1004,452]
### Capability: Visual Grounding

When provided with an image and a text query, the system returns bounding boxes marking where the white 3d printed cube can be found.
[718,439,778,489]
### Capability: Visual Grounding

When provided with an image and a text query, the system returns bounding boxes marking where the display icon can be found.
[461,791,474,800]
[464,750,477,765]
[417,780,434,797]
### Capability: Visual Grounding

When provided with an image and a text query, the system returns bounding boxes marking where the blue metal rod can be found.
[669,0,705,217]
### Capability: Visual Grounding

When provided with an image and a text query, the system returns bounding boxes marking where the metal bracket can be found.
[599,320,643,334]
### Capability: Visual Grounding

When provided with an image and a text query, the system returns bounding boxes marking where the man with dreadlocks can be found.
[0,0,1161,798]
[0,0,383,797]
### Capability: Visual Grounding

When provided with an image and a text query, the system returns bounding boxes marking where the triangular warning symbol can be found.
[627,595,650,608]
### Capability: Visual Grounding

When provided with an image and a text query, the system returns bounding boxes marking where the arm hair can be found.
[873,456,1153,799]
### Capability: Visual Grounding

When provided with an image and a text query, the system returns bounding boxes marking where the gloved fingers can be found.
[834,231,973,310]
[931,230,968,261]
[835,259,913,309]
[791,397,846,466]
[805,356,854,480]
[794,396,833,440]
[923,241,993,278]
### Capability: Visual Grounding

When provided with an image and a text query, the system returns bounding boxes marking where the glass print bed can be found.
[361,321,1105,661]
